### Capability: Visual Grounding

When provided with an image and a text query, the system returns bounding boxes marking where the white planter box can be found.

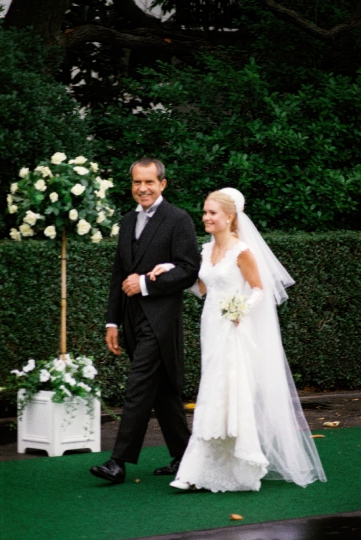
[17,390,101,457]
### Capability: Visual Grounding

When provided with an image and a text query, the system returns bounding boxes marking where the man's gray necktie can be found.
[135,210,149,239]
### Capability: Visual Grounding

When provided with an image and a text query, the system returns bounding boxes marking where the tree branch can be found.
[63,25,211,54]
[261,0,361,40]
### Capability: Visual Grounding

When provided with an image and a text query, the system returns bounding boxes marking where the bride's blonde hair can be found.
[206,191,238,235]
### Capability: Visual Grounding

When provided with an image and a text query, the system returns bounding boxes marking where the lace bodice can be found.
[199,241,250,299]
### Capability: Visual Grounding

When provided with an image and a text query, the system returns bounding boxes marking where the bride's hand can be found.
[233,320,240,327]
[147,265,168,281]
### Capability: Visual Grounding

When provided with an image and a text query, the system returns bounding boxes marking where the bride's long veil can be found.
[220,188,326,486]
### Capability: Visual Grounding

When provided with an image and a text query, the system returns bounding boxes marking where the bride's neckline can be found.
[209,239,243,267]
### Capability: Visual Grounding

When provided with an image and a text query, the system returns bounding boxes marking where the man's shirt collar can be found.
[135,194,163,215]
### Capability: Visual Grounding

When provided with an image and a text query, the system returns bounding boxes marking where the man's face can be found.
[131,163,167,210]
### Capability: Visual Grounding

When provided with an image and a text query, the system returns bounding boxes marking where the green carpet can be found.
[1,427,361,540]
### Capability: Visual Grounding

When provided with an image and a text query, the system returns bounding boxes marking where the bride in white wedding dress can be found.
[149,188,326,493]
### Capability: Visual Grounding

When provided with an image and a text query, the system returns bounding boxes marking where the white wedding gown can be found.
[176,240,326,492]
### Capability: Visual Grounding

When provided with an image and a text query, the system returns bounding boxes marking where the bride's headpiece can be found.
[219,187,295,305]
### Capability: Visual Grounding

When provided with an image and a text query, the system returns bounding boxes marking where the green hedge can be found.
[1,231,360,414]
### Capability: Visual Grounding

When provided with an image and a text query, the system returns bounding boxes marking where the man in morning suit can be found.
[90,157,199,484]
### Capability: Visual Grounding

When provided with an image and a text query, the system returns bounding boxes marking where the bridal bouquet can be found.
[220,293,247,323]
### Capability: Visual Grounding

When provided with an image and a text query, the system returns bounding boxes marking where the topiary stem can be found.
[60,230,67,361]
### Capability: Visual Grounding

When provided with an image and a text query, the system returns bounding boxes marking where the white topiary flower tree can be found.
[7,152,120,361]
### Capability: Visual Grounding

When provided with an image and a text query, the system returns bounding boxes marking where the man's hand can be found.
[122,273,141,296]
[106,327,122,355]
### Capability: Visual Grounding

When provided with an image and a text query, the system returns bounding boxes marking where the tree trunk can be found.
[60,230,67,361]
[4,0,70,45]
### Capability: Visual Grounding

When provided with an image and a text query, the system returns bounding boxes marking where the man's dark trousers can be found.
[111,295,190,464]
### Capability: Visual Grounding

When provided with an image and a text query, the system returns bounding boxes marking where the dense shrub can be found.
[0,25,91,235]
[1,231,360,415]
[92,57,361,233]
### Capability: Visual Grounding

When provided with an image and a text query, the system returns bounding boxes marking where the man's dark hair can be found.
[129,156,166,181]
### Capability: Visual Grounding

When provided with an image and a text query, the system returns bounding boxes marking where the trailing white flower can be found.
[94,189,105,199]
[96,177,114,191]
[34,179,47,191]
[18,168,29,179]
[96,211,106,224]
[77,219,91,235]
[53,359,66,372]
[77,382,92,392]
[19,223,34,237]
[23,359,36,373]
[51,152,67,164]
[49,192,59,203]
[69,209,78,221]
[76,356,93,366]
[11,181,19,192]
[64,373,77,386]
[35,166,52,178]
[69,156,87,165]
[44,225,56,239]
[82,365,98,379]
[105,206,114,216]
[7,194,13,204]
[10,369,24,377]
[9,228,21,241]
[60,384,72,397]
[91,230,102,243]
[24,210,43,226]
[39,369,51,382]
[90,162,98,172]
[9,205,18,214]
[71,183,86,196]
[73,166,89,176]
[110,223,120,237]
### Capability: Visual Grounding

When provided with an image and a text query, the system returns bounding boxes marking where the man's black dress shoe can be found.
[90,459,126,484]
[154,457,181,476]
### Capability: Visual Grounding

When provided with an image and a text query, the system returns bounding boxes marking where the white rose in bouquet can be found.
[77,219,91,235]
[69,209,78,221]
[70,183,86,196]
[51,152,67,164]
[44,225,56,239]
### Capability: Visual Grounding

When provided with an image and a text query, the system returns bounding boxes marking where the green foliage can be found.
[1,231,360,415]
[0,24,91,235]
[92,56,361,233]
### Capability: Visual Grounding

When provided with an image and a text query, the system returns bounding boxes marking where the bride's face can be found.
[202,200,231,234]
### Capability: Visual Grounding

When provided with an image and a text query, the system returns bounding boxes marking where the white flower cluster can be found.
[220,293,247,323]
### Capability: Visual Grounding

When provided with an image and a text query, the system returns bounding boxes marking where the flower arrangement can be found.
[11,355,101,415]
[220,293,247,323]
[7,152,119,242]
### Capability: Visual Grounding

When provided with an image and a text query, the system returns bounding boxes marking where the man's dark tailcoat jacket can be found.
[106,198,200,392]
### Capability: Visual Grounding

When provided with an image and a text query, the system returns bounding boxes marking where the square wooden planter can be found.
[17,390,101,457]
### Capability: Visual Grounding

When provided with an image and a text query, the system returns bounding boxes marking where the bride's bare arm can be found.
[198,280,207,295]
[237,250,263,289]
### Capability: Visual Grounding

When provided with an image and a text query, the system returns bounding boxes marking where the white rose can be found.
[24,210,42,226]
[73,166,89,175]
[51,152,67,164]
[9,205,18,214]
[90,162,99,172]
[69,209,78,221]
[70,183,86,196]
[49,192,58,203]
[69,156,87,165]
[105,206,115,216]
[23,359,36,372]
[18,168,28,179]
[35,166,52,178]
[9,228,21,241]
[39,369,51,382]
[19,223,34,237]
[64,373,76,386]
[11,182,19,192]
[82,365,97,379]
[34,179,47,191]
[96,177,114,191]
[110,223,120,237]
[94,189,105,199]
[44,225,56,239]
[96,211,106,224]
[7,194,13,204]
[77,219,91,235]
[91,230,102,243]
[77,382,91,392]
